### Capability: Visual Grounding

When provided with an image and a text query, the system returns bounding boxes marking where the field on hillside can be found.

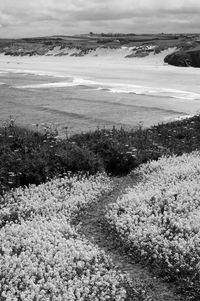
[2,116,200,300]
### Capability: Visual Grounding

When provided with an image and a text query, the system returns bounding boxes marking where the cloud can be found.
[0,0,200,37]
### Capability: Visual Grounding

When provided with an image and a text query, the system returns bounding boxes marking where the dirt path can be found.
[73,175,183,301]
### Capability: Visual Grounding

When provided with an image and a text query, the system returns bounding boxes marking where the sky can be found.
[0,0,200,38]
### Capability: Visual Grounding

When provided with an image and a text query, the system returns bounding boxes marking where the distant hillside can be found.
[0,33,198,58]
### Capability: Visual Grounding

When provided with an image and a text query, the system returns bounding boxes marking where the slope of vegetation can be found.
[1,115,200,194]
[0,174,144,301]
[1,115,200,300]
[106,152,200,300]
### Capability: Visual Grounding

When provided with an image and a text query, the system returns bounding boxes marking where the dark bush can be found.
[69,126,165,175]
[0,121,103,194]
[1,114,200,194]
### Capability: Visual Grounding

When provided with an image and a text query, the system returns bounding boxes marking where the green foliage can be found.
[70,115,200,175]
[0,120,103,194]
[1,114,200,194]
[69,126,163,175]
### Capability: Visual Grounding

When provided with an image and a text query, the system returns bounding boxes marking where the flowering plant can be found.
[106,152,200,294]
[0,173,134,300]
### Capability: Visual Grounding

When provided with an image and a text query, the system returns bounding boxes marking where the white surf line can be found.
[14,82,78,89]
[2,66,200,101]
[14,77,101,89]
[0,67,67,78]
[14,76,200,101]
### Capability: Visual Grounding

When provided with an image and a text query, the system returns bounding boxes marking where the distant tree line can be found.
[90,32,136,37]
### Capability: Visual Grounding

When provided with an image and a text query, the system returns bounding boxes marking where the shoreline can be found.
[1,49,200,95]
[1,51,200,134]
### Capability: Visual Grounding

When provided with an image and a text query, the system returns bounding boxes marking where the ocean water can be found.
[0,65,200,134]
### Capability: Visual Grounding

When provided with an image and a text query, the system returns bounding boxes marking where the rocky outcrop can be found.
[125,50,149,58]
[70,49,91,57]
[164,49,200,67]
[70,52,84,57]
[4,48,49,56]
[54,52,69,56]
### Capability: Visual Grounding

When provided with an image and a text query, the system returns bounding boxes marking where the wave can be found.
[0,71,8,75]
[95,81,200,100]
[174,114,195,121]
[13,75,200,100]
[0,68,67,78]
[106,86,200,100]
[15,82,78,89]
[14,77,100,89]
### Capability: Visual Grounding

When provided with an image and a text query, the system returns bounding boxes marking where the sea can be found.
[1,53,200,135]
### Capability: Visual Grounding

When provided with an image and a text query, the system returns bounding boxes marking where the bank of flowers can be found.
[0,217,128,301]
[106,152,200,296]
[0,174,138,301]
[0,173,111,227]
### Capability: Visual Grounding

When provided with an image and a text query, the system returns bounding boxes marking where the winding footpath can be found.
[73,176,183,301]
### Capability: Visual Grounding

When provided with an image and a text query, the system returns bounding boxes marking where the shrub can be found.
[70,126,163,175]
[0,122,103,194]
[2,114,200,193]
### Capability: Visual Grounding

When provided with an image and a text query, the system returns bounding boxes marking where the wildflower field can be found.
[106,151,200,299]
[2,115,200,300]
[0,173,142,300]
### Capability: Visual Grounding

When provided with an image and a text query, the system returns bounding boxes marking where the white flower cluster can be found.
[0,174,128,300]
[106,152,200,281]
[0,174,111,226]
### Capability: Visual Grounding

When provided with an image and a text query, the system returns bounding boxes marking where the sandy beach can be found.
[1,49,200,133]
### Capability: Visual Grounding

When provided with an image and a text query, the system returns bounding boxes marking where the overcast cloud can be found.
[0,0,200,38]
